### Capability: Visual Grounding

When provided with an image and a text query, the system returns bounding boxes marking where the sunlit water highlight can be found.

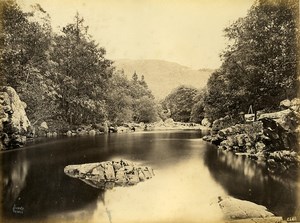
[0,130,298,223]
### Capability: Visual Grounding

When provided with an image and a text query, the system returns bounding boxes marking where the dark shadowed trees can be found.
[162,86,199,122]
[1,1,59,124]
[190,88,206,123]
[204,0,299,121]
[51,13,114,124]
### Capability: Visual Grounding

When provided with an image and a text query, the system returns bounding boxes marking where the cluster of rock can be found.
[260,103,300,133]
[267,150,299,173]
[41,119,202,137]
[34,122,108,137]
[211,115,237,132]
[65,128,98,136]
[35,122,141,137]
[203,98,300,173]
[146,118,202,131]
[64,159,155,189]
[0,86,31,150]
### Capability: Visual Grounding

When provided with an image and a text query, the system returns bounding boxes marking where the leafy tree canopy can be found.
[162,86,199,122]
[204,0,299,121]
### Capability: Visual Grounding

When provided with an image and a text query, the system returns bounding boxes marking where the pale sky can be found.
[17,0,255,69]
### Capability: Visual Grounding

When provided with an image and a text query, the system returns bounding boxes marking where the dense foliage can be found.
[161,86,199,122]
[190,88,206,123]
[1,0,58,126]
[106,71,157,124]
[50,13,114,125]
[1,0,158,128]
[204,0,299,121]
[2,0,297,127]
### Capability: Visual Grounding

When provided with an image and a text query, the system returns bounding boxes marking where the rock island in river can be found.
[64,159,155,189]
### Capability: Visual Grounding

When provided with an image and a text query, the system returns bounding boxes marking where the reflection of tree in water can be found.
[0,133,160,222]
[1,149,104,221]
[203,147,299,219]
[1,150,29,213]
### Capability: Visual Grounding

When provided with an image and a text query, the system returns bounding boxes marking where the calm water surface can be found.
[1,130,299,223]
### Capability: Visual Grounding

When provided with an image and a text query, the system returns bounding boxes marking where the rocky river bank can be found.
[0,86,204,150]
[203,98,300,174]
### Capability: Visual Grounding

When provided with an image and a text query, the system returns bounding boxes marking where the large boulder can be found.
[201,118,211,127]
[217,196,276,220]
[279,98,300,111]
[34,121,48,137]
[267,150,300,173]
[40,121,48,130]
[212,115,234,132]
[258,109,299,132]
[291,98,300,112]
[279,99,291,108]
[88,129,96,135]
[64,159,155,189]
[0,86,31,150]
[164,118,175,127]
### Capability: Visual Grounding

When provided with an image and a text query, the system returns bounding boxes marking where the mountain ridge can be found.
[113,59,214,99]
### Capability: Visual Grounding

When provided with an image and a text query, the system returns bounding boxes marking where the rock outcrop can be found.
[201,118,211,127]
[64,159,155,189]
[212,115,236,132]
[203,98,300,173]
[0,86,31,150]
[258,109,299,132]
[217,196,283,222]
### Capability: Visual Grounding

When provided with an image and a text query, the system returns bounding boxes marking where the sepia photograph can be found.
[0,0,299,222]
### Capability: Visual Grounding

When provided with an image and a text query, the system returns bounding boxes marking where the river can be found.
[1,130,299,223]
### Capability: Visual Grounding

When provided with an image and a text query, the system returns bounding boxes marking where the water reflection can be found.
[0,138,105,221]
[1,150,29,214]
[0,131,298,222]
[90,158,225,223]
[203,146,299,219]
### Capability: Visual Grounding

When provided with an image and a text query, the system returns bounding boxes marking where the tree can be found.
[204,0,299,121]
[224,0,298,106]
[1,1,52,86]
[106,70,157,124]
[132,71,138,82]
[106,71,133,124]
[128,72,156,122]
[51,13,113,124]
[1,1,158,129]
[139,75,148,88]
[190,88,206,123]
[162,86,199,122]
[1,0,59,124]
[133,96,158,123]
[129,72,153,99]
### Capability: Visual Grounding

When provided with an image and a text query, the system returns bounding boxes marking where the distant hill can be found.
[113,59,214,100]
